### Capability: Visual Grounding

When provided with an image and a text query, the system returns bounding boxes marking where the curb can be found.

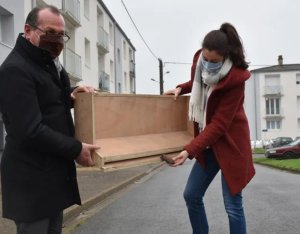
[254,162,300,174]
[63,162,166,223]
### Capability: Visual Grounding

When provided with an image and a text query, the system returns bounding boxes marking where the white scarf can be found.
[189,53,233,129]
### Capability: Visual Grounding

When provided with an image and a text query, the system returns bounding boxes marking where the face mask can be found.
[202,57,223,71]
[32,31,64,58]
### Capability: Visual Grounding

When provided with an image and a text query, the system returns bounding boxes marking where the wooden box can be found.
[74,93,193,171]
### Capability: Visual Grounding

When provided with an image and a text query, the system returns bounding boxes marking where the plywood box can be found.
[74,93,193,171]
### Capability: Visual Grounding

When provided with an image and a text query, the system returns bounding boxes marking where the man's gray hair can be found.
[25,5,61,27]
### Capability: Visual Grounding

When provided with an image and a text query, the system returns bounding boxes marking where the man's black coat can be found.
[0,34,82,222]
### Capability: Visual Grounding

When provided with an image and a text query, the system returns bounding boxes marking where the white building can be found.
[0,0,136,151]
[245,55,300,141]
[35,0,136,94]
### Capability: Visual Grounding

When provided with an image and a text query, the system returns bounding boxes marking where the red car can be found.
[265,139,300,159]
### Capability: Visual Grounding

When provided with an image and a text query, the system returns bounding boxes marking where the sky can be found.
[103,0,300,95]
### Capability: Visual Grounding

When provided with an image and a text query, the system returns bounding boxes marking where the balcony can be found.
[263,86,283,96]
[99,71,110,92]
[97,26,109,54]
[64,48,82,82]
[130,60,135,78]
[60,0,81,28]
[264,108,284,119]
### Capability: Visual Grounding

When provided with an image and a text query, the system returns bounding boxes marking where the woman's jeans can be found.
[183,150,246,234]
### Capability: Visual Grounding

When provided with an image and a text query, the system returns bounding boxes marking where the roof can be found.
[98,0,136,51]
[250,64,300,73]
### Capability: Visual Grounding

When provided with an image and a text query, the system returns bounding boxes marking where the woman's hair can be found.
[202,23,249,70]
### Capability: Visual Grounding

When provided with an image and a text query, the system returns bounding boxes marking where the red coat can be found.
[178,50,255,195]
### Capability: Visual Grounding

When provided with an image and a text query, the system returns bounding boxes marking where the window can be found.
[124,72,127,90]
[297,74,300,85]
[265,75,280,95]
[118,83,121,94]
[123,41,126,59]
[109,22,114,45]
[84,0,90,19]
[265,98,280,115]
[117,49,120,63]
[297,96,300,109]
[267,120,281,130]
[130,77,135,93]
[110,60,114,81]
[85,38,91,67]
[0,6,14,46]
[129,48,133,61]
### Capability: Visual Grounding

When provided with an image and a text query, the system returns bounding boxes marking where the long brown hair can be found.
[202,23,249,70]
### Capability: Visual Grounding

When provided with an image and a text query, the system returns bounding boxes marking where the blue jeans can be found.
[183,150,246,234]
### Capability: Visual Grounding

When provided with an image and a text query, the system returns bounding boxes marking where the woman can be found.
[164,23,255,234]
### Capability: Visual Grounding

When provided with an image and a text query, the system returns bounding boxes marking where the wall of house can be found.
[245,74,257,140]
[114,25,122,93]
[256,71,300,140]
[114,25,136,94]
[27,0,131,93]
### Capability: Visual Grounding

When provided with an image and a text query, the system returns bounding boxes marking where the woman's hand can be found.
[163,87,182,101]
[171,150,189,167]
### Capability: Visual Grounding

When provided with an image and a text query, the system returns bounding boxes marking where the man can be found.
[0,5,100,234]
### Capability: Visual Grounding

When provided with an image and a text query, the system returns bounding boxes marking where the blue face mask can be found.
[202,57,223,71]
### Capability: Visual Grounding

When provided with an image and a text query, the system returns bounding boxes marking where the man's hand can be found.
[75,143,101,167]
[163,87,182,101]
[71,86,99,100]
[171,150,189,167]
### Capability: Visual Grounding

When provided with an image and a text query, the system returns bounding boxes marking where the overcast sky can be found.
[103,0,300,95]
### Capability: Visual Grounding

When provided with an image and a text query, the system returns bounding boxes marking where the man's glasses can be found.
[29,24,70,43]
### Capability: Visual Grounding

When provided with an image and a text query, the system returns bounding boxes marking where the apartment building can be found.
[245,55,300,141]
[35,0,136,93]
[0,0,136,151]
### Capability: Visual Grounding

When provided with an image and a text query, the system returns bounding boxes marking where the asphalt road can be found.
[70,159,300,234]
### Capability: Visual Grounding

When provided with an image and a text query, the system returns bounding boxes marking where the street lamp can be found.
[150,71,170,83]
[151,78,159,83]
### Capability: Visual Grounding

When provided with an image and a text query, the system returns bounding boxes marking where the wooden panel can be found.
[74,92,95,144]
[102,152,180,172]
[95,131,193,162]
[74,93,193,171]
[103,155,162,172]
[93,95,189,139]
[92,151,103,168]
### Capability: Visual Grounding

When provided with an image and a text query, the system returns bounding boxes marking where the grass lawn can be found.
[253,157,300,173]
[252,148,266,154]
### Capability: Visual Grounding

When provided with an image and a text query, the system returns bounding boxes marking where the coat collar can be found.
[14,33,62,87]
[15,33,53,67]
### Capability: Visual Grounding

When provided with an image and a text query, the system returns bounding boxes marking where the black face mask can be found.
[34,32,64,58]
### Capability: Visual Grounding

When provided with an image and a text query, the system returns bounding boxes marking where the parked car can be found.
[295,137,300,141]
[265,139,300,159]
[271,137,293,148]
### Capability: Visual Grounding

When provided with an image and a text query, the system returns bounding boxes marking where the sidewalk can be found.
[0,162,164,234]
